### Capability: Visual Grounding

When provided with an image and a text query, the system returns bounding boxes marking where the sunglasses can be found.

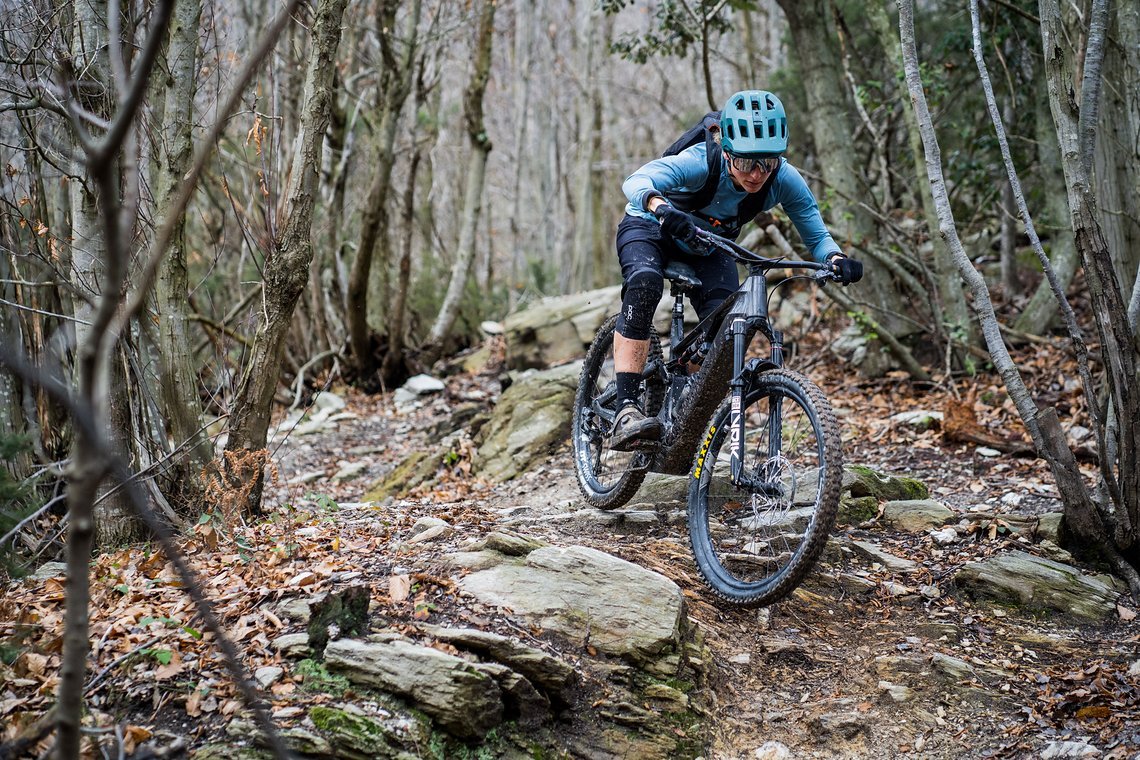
[726,154,778,175]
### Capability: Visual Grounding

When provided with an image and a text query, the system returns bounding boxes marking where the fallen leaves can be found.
[0,499,409,739]
[389,574,411,603]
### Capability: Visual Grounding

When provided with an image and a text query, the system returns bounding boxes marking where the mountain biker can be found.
[610,89,863,451]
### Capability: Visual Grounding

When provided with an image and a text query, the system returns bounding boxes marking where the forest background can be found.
[0,0,1137,754]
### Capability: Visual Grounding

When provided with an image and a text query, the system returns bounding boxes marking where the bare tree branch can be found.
[969,0,1118,505]
[0,345,294,759]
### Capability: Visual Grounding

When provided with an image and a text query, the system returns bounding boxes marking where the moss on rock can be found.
[363,449,442,501]
[846,465,929,501]
[838,495,878,524]
[309,706,419,760]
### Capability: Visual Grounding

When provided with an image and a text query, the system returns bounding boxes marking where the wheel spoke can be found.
[572,314,664,509]
[688,370,841,607]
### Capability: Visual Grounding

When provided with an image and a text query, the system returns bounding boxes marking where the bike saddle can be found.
[664,261,702,293]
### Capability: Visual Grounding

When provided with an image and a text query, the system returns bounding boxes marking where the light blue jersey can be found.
[621,142,841,262]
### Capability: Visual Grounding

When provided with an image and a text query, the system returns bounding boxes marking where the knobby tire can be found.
[687,369,842,607]
[572,315,664,510]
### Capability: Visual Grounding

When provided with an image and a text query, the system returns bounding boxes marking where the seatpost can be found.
[669,283,685,362]
[728,316,747,484]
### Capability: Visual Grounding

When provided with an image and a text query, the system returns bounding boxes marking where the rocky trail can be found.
[242,366,1138,760]
[4,291,1139,759]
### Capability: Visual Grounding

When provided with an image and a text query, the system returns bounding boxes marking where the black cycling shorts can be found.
[615,215,739,337]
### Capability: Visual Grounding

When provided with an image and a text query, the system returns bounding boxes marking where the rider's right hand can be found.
[827,253,863,285]
[653,203,697,244]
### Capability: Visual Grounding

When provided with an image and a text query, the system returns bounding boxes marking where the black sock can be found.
[616,372,641,408]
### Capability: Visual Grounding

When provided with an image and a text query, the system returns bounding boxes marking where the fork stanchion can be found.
[729,316,748,485]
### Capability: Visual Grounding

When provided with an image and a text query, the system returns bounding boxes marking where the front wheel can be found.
[572,314,664,509]
[688,369,842,607]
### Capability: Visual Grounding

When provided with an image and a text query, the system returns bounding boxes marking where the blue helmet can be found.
[720,90,788,157]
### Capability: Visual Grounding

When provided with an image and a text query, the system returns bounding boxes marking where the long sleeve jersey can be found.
[621,141,842,262]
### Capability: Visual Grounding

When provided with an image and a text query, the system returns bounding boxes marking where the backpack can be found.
[660,111,778,240]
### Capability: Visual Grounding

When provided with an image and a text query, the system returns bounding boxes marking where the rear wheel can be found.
[687,369,841,606]
[573,315,664,509]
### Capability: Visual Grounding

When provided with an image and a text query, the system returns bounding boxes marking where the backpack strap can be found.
[680,161,780,241]
[663,112,723,213]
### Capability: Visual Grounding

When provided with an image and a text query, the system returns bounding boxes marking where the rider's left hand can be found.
[828,254,863,285]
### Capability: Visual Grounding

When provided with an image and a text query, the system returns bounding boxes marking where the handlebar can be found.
[689,227,838,282]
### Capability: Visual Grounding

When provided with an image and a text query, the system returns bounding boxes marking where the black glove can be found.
[653,203,697,244]
[828,253,863,285]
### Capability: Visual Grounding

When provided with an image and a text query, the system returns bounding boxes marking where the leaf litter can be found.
[2,324,1138,757]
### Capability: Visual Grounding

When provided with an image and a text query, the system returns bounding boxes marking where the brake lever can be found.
[813,268,837,286]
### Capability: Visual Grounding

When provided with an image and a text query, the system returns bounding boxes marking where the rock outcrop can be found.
[457,544,686,664]
[472,362,580,481]
[954,550,1118,620]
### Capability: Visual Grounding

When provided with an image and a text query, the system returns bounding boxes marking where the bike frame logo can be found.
[729,394,742,469]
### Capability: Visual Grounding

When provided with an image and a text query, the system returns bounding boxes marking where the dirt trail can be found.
[269,382,1139,760]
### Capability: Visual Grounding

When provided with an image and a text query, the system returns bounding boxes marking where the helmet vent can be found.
[719,89,788,156]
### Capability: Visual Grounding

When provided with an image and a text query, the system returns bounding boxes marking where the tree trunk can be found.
[778,0,932,372]
[222,0,348,514]
[1012,94,1079,335]
[422,0,496,363]
[381,48,432,387]
[379,149,421,386]
[153,0,212,510]
[508,0,536,308]
[999,96,1018,295]
[738,7,760,85]
[66,0,143,548]
[346,0,422,383]
[571,0,600,292]
[415,80,442,282]
[1041,0,1140,552]
[866,0,947,342]
[590,13,614,290]
[0,253,30,475]
[1093,0,1140,299]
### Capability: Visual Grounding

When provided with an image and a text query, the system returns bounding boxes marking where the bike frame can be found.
[643,229,831,482]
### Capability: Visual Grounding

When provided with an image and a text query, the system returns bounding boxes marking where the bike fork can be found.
[768,328,784,462]
[729,318,747,484]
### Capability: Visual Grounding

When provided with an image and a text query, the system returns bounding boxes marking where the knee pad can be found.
[616,268,663,341]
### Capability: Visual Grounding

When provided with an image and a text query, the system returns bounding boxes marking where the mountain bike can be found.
[571,226,844,607]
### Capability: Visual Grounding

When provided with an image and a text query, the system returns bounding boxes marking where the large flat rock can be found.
[504,286,621,370]
[954,550,1117,620]
[459,545,684,663]
[472,363,580,482]
[882,499,954,532]
[324,637,503,738]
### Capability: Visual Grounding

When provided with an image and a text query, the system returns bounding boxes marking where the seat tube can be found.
[670,287,685,361]
[729,317,747,484]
